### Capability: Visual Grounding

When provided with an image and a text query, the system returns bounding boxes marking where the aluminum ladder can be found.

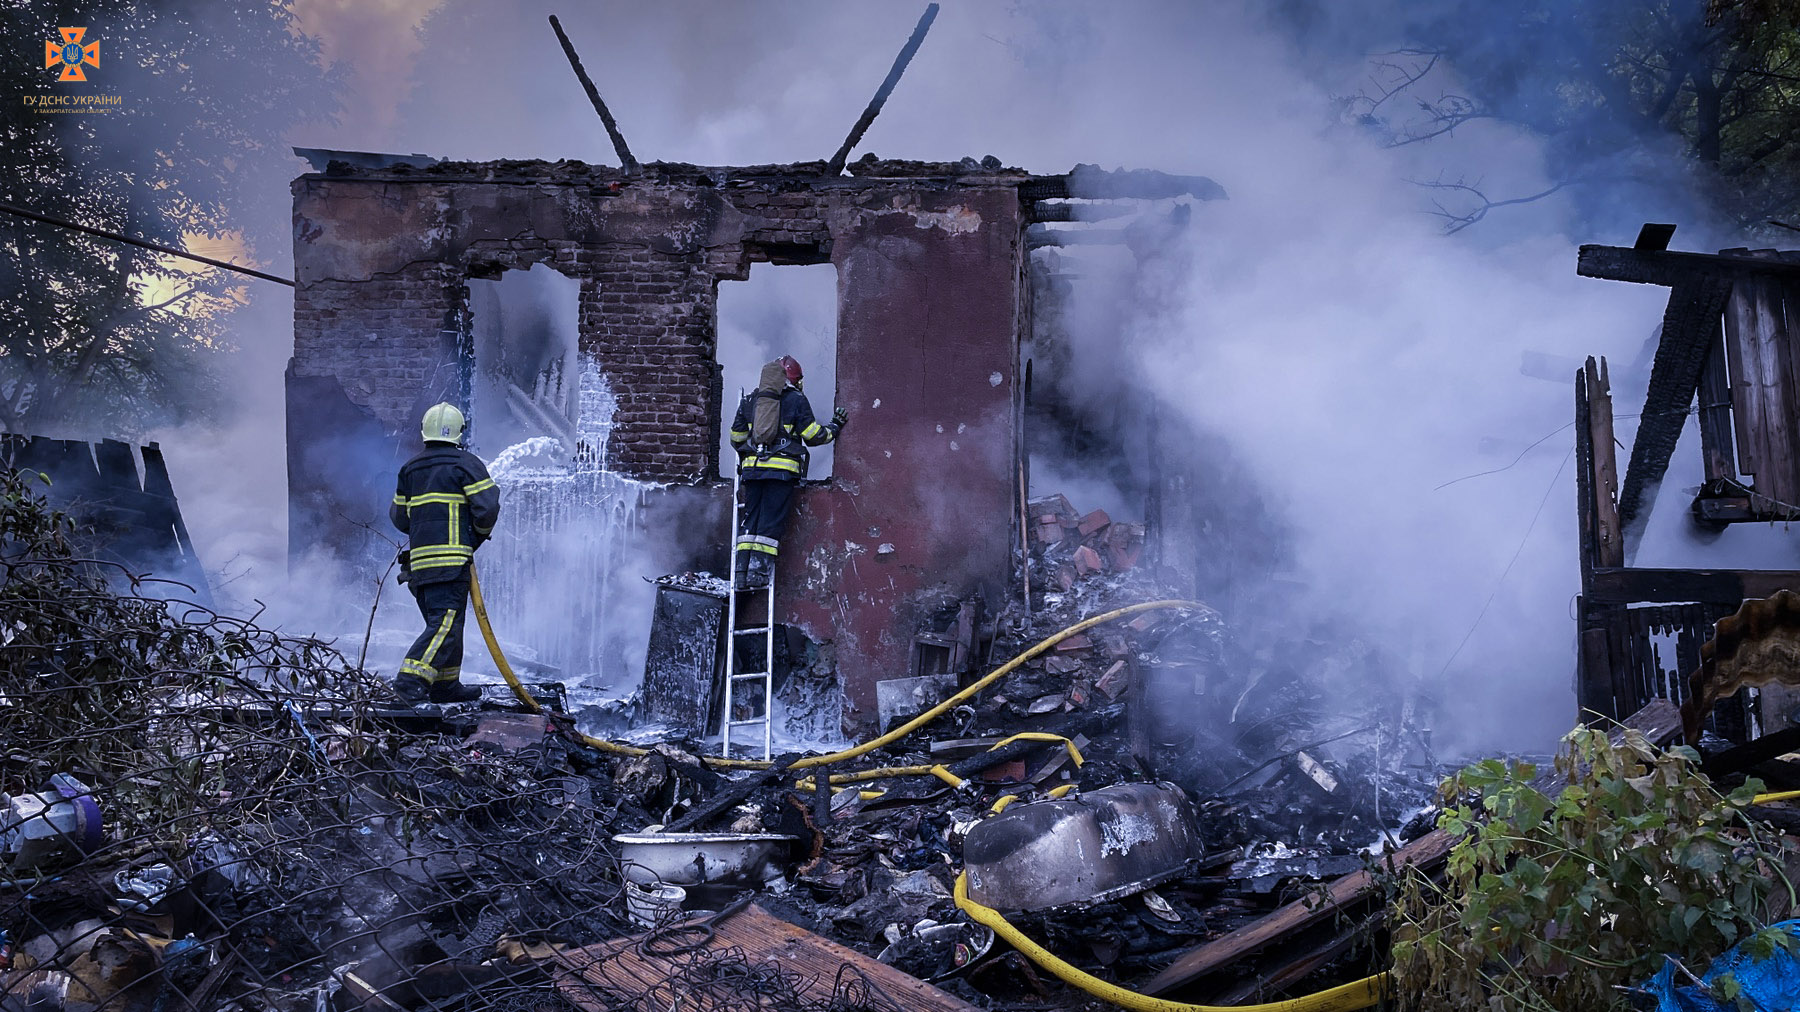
[721,448,775,760]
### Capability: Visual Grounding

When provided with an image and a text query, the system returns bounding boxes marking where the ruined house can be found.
[286,153,1219,731]
[1574,226,1800,741]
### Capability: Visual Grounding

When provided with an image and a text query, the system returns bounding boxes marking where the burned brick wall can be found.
[288,159,1028,726]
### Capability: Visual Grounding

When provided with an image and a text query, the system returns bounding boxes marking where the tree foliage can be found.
[1300,0,1800,231]
[0,1,335,436]
[1390,726,1798,1011]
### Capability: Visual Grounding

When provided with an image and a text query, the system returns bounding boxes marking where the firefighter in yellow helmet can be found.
[389,402,501,704]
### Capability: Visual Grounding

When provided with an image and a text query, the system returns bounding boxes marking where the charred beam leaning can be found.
[549,15,639,174]
[824,3,939,176]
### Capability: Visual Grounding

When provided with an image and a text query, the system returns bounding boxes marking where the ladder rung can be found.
[730,672,769,681]
[727,719,768,728]
[732,626,772,635]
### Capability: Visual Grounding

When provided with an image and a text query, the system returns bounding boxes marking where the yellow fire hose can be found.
[467,565,1196,771]
[954,873,1389,1012]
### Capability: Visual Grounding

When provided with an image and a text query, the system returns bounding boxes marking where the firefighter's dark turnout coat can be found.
[729,381,837,560]
[729,387,837,481]
[389,443,501,684]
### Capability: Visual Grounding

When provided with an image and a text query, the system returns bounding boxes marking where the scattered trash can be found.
[1,775,103,869]
[112,863,178,913]
[622,880,687,928]
[962,782,1199,911]
[612,831,798,886]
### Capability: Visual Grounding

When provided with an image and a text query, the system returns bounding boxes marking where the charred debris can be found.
[0,460,1459,1011]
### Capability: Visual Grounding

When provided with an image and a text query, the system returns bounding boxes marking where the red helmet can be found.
[780,355,803,384]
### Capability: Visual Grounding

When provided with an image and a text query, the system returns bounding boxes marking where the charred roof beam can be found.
[1020,164,1228,203]
[1027,201,1139,224]
[549,14,639,175]
[824,4,940,176]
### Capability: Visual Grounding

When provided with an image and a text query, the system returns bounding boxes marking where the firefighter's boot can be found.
[429,679,482,704]
[392,675,431,705]
[742,552,773,590]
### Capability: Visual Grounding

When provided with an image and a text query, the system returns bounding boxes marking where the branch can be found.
[1410,177,1572,234]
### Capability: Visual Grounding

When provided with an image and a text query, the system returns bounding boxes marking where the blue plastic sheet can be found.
[1645,919,1800,1012]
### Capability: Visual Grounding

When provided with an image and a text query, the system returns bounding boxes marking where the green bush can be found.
[1390,725,1797,1011]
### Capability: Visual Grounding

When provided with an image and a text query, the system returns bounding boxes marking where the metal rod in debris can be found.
[0,200,294,286]
[824,3,940,176]
[549,15,640,175]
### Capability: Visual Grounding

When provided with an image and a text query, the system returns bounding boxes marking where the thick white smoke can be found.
[155,0,1761,751]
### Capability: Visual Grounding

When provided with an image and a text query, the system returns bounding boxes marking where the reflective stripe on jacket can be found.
[729,387,837,481]
[389,443,501,583]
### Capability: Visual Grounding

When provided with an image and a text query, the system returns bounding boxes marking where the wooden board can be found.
[1142,699,1682,997]
[1723,272,1796,505]
[1588,567,1800,606]
[1617,278,1732,537]
[555,904,979,1012]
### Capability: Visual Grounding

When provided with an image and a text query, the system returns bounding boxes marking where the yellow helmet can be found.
[421,402,465,444]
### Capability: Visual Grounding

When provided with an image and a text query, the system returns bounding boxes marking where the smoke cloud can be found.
[139,1,1767,752]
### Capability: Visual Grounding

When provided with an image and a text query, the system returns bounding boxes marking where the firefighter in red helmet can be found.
[727,355,846,588]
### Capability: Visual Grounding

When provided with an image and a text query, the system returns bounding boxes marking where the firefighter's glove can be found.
[395,549,412,586]
[831,407,848,429]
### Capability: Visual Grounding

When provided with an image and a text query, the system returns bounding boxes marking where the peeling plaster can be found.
[897,201,982,235]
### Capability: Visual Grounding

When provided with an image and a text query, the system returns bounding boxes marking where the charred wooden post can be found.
[1576,364,1611,718]
[824,4,939,176]
[1696,327,1737,483]
[1586,357,1624,569]
[548,15,639,174]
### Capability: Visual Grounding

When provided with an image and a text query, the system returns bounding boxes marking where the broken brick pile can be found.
[1027,493,1146,591]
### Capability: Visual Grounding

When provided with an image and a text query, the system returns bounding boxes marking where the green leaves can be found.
[1389,725,1794,1012]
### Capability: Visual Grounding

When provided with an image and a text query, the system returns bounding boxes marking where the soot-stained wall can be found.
[289,158,1027,727]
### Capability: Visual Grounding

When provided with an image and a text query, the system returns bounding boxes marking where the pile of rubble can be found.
[0,473,1454,1011]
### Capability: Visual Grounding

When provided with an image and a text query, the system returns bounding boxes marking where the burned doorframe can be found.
[1573,225,1800,737]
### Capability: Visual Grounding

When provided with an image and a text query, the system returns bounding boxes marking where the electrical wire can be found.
[1434,447,1572,680]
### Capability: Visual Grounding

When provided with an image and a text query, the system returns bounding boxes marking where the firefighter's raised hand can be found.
[831,407,848,429]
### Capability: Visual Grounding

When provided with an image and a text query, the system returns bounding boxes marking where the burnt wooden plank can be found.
[1143,700,1682,996]
[1697,325,1738,482]
[1577,365,1598,587]
[1619,278,1732,544]
[1586,358,1624,567]
[1577,603,1620,720]
[556,904,978,1012]
[1725,270,1795,504]
[1778,279,1800,506]
[1725,278,1767,477]
[1587,567,1752,605]
[1610,606,1639,717]
[1579,244,1800,286]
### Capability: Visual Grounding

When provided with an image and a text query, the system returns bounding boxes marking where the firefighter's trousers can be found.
[735,477,795,561]
[401,569,471,683]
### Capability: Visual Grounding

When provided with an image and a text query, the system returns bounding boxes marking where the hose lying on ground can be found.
[953,873,1390,1012]
[468,564,1197,772]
